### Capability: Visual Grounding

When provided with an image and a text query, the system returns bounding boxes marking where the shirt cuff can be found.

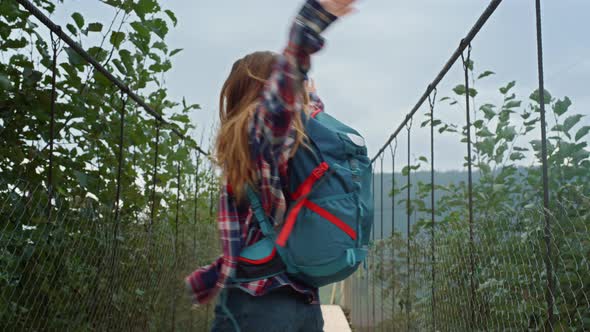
[297,0,338,35]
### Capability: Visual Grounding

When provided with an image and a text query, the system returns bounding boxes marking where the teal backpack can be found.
[235,109,374,288]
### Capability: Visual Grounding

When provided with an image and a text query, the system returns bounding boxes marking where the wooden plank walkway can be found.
[321,305,351,332]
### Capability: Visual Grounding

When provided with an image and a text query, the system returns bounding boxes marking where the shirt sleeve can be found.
[309,91,325,115]
[248,0,337,167]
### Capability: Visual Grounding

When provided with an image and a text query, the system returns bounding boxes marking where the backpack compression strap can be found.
[246,186,276,240]
[277,161,357,247]
[276,162,329,247]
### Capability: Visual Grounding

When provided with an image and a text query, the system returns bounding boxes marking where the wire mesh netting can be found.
[1,0,219,330]
[0,172,219,331]
[351,188,589,331]
[347,1,589,331]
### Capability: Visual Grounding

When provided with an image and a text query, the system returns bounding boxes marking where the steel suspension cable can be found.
[371,0,503,163]
[389,139,398,329]
[428,89,437,331]
[47,31,59,217]
[14,0,209,157]
[379,155,384,331]
[534,0,554,328]
[106,92,127,320]
[461,44,477,329]
[405,120,412,332]
[172,157,182,332]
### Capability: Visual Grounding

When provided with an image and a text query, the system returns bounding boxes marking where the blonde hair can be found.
[215,51,309,200]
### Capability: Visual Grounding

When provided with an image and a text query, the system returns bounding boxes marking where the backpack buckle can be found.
[312,162,329,179]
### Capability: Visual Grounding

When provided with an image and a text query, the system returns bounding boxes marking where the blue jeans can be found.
[210,287,324,332]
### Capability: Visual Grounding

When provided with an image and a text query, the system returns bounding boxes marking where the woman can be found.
[186,1,357,331]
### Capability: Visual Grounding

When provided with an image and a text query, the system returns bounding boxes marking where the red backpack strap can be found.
[276,162,329,247]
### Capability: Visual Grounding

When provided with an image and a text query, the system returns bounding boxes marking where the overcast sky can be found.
[55,0,589,171]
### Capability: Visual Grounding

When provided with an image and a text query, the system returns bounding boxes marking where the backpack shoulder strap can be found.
[246,186,276,240]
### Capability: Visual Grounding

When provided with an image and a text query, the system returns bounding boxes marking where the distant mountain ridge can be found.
[371,170,479,238]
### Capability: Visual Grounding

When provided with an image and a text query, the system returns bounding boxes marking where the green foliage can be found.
[373,63,589,331]
[0,1,216,330]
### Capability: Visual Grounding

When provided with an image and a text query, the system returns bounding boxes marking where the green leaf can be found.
[88,46,108,62]
[476,128,494,138]
[502,126,517,141]
[110,31,126,49]
[93,70,111,87]
[480,104,496,120]
[119,49,135,74]
[165,9,178,26]
[477,70,495,79]
[509,152,525,161]
[74,170,89,188]
[169,48,183,57]
[440,97,450,102]
[145,18,168,39]
[453,84,477,97]
[553,97,571,116]
[170,114,190,123]
[0,73,11,89]
[71,12,84,29]
[419,156,428,163]
[563,114,583,133]
[575,126,590,142]
[64,47,85,66]
[87,22,103,32]
[529,89,552,104]
[504,100,521,109]
[473,120,484,129]
[453,85,466,95]
[135,0,160,18]
[130,21,150,38]
[66,23,77,35]
[499,81,516,95]
[152,41,167,52]
[112,59,127,74]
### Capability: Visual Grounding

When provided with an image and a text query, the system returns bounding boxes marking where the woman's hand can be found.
[318,0,358,17]
[305,78,317,95]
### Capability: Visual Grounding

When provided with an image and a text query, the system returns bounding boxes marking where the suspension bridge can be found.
[1,0,589,331]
